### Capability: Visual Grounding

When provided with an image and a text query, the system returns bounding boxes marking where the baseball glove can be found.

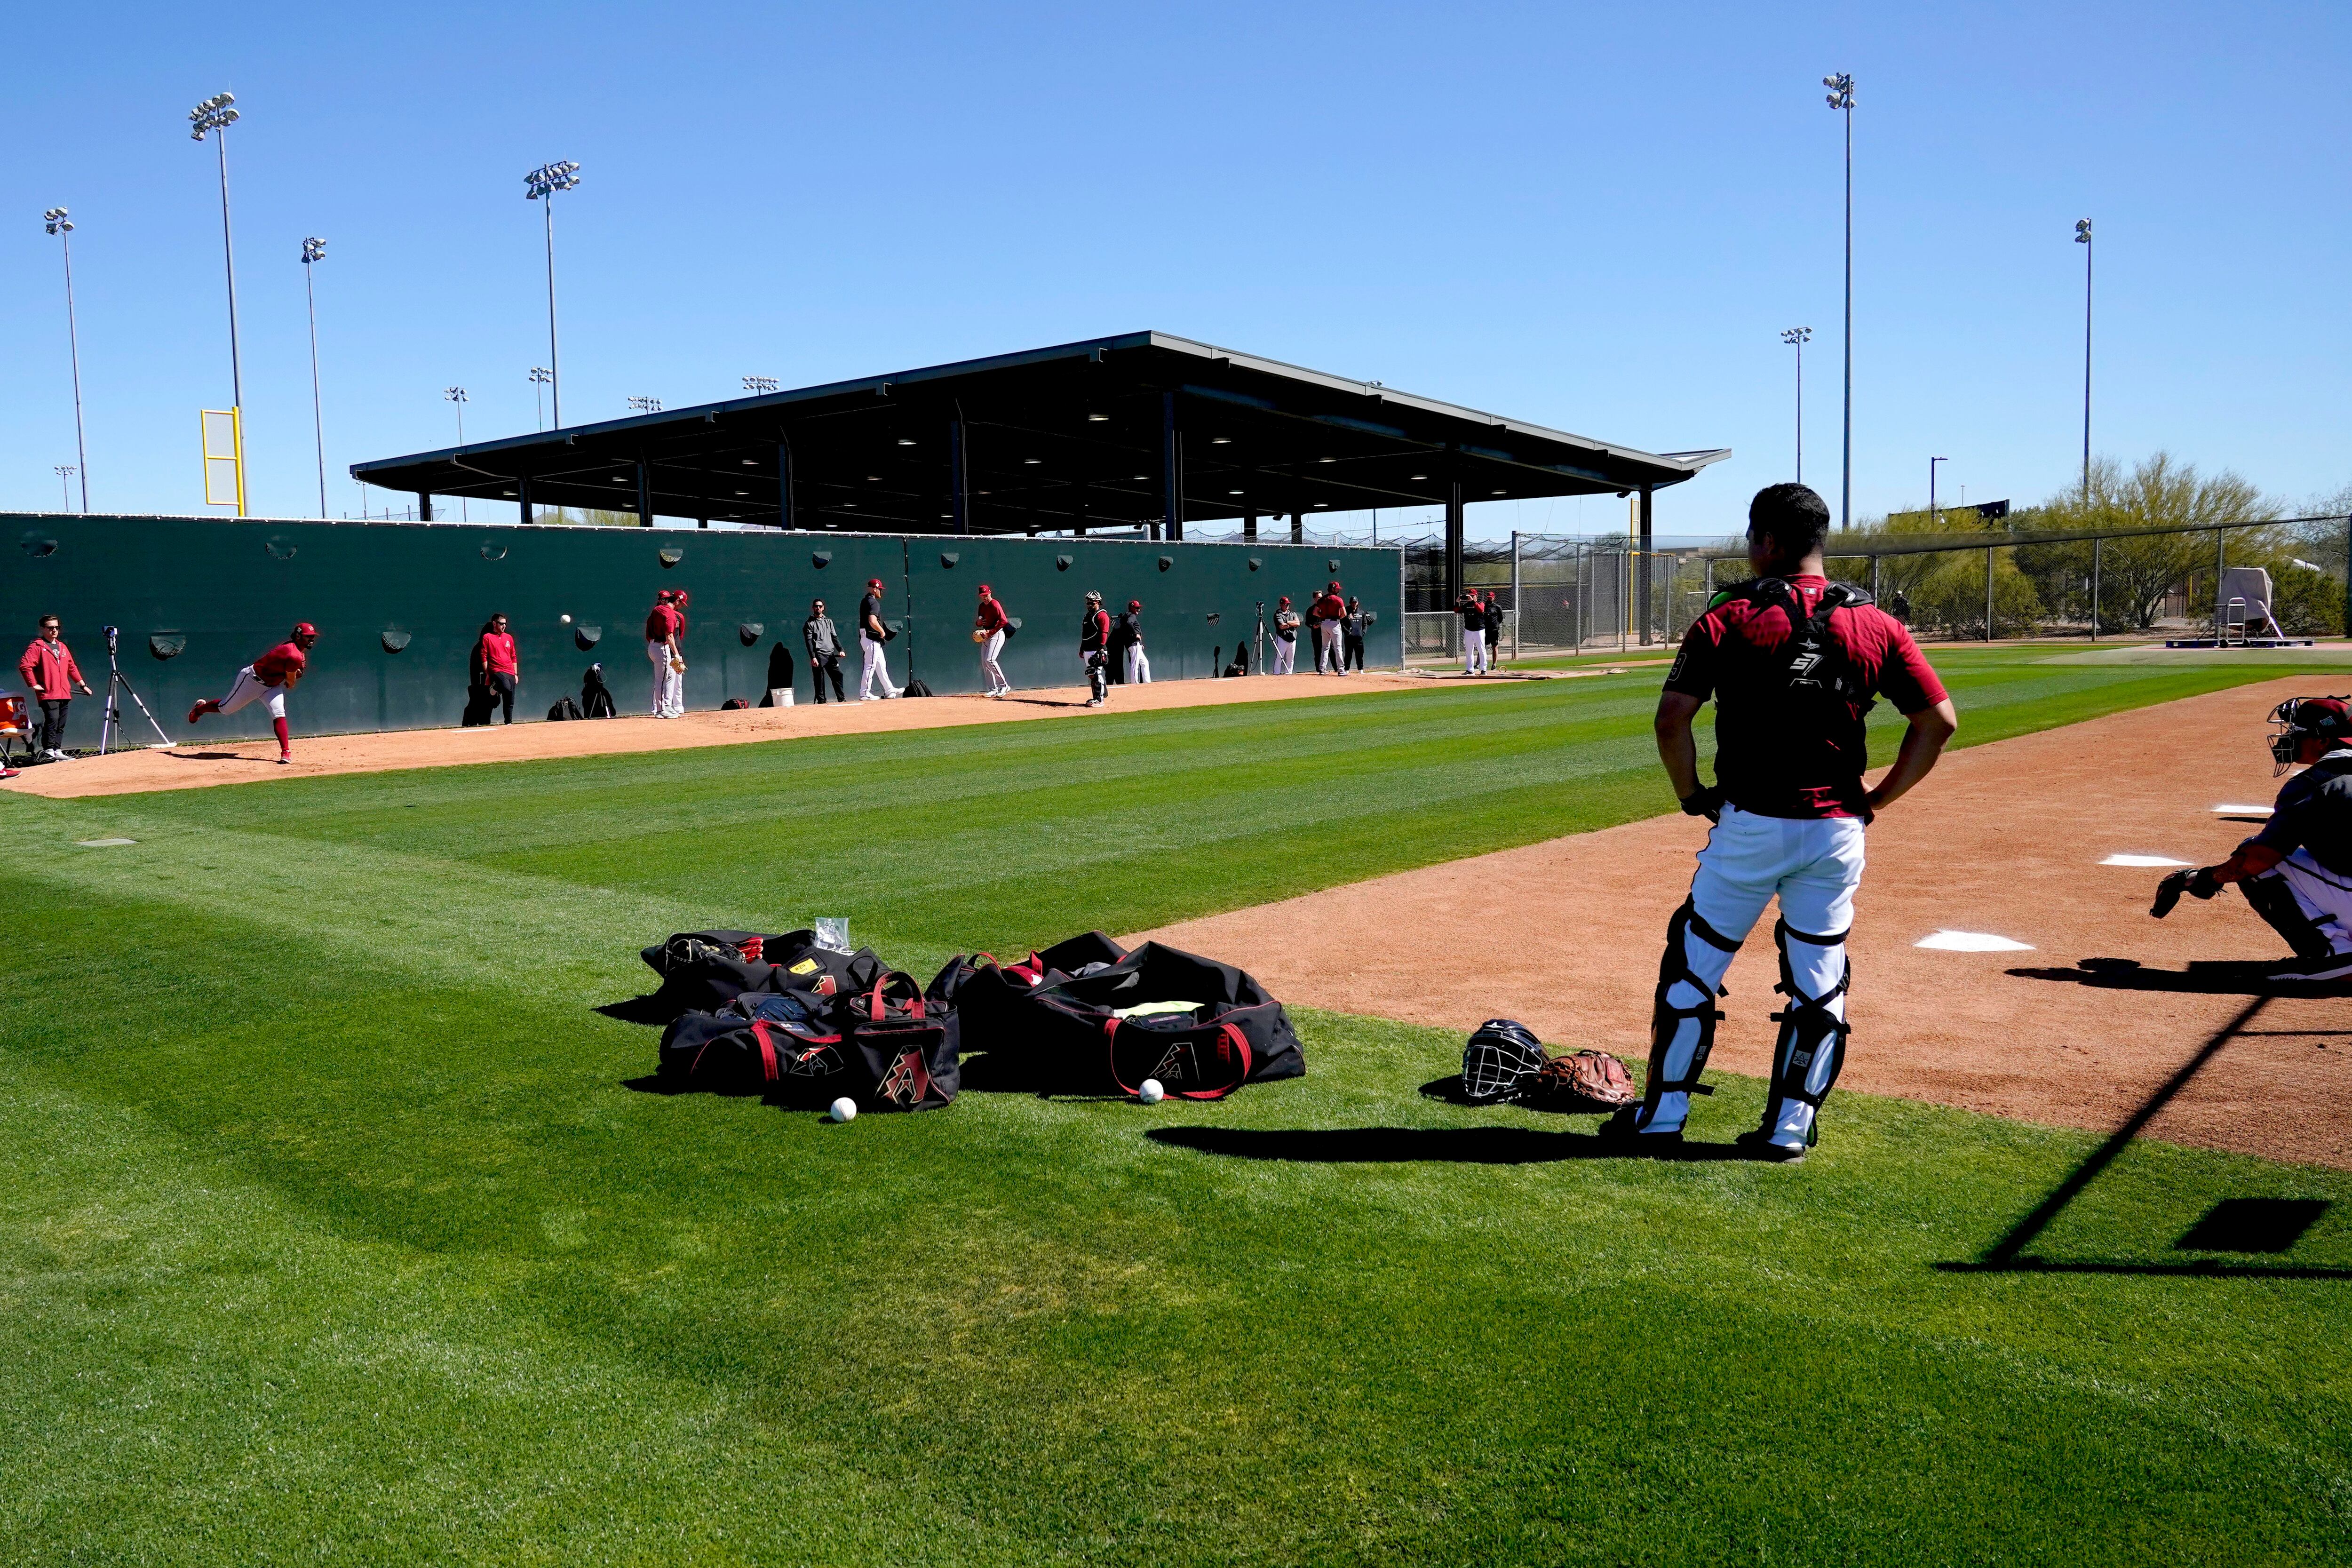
[279,667,304,691]
[971,629,989,644]
[1530,1050,1637,1111]
[2151,866,2221,918]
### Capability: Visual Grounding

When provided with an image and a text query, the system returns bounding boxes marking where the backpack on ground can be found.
[658,990,846,1095]
[904,678,934,697]
[930,931,1129,1056]
[721,697,750,710]
[546,696,584,722]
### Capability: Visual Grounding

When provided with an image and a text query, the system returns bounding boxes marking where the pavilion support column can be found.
[516,476,532,525]
[636,459,652,527]
[950,416,971,534]
[1160,390,1183,543]
[1244,508,1258,541]
[778,437,796,529]
[418,492,433,522]
[1445,479,1465,608]
[1290,512,1303,544]
[1637,486,1655,646]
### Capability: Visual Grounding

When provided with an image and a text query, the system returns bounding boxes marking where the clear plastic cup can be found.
[814,917,851,952]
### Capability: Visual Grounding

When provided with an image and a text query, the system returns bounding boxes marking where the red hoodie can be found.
[18,638,83,699]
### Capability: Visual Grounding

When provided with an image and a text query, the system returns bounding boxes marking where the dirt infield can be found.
[2,671,1436,800]
[1142,675,2352,1170]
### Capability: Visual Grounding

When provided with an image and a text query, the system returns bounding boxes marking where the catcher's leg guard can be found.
[1636,899,1744,1132]
[2242,869,2337,960]
[1760,918,1851,1148]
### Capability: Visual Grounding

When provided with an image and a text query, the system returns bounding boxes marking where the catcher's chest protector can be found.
[1734,578,1876,707]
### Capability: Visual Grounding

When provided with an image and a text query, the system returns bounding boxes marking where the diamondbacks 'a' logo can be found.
[878,1049,931,1106]
[1150,1040,1197,1086]
[812,974,837,996]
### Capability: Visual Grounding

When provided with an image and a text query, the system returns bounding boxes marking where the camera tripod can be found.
[1252,601,1267,675]
[97,625,175,756]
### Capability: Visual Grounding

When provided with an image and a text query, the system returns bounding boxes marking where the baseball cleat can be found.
[1735,1130,1807,1163]
[186,700,215,723]
[277,754,293,765]
[2268,951,2352,983]
[1596,1107,1682,1151]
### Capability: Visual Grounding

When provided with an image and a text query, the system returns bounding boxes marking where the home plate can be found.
[1915,929,2034,952]
[2101,853,2189,868]
[2214,804,2272,815]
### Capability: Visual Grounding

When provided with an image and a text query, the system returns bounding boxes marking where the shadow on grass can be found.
[1947,993,2352,1280]
[1146,1125,1748,1164]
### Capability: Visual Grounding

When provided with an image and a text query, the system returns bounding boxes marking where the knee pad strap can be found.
[1766,918,1852,1130]
[1644,901,1742,1106]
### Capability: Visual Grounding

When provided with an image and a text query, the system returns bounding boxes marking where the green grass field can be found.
[6,649,2350,1564]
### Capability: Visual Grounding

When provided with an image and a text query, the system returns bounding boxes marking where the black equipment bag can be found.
[842,971,959,1110]
[464,684,499,726]
[636,929,882,1019]
[658,990,846,1093]
[1002,940,1303,1098]
[581,667,618,718]
[904,678,934,698]
[927,931,1130,1055]
[546,696,583,722]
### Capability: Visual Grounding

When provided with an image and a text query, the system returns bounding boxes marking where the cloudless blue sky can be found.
[5,0,2345,538]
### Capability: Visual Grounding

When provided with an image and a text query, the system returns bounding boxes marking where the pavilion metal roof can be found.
[351,331,1728,534]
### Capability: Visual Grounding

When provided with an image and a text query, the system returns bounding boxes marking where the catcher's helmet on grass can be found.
[2269,696,2352,774]
[1462,1018,1545,1104]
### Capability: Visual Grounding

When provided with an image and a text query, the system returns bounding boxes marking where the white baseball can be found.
[561,614,573,624]
[1138,1079,1166,1105]
[829,1097,858,1123]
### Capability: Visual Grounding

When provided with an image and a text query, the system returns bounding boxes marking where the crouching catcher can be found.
[2151,695,2352,981]
[1605,483,1959,1162]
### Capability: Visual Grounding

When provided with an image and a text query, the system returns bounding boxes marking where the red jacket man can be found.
[19,615,93,762]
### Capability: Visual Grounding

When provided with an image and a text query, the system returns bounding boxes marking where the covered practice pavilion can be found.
[353,331,1728,603]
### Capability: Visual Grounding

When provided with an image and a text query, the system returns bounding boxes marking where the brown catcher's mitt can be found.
[1531,1050,1637,1111]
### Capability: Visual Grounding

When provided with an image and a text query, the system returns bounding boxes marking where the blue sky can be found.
[5,0,2345,538]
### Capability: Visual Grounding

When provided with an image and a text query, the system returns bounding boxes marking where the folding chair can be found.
[0,694,30,769]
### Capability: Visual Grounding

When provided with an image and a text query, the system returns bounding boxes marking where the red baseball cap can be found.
[978,583,993,594]
[1127,599,1141,610]
[1279,595,1292,605]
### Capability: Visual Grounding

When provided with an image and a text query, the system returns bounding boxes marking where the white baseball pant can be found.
[1316,621,1341,673]
[979,629,1008,694]
[860,636,900,699]
[1124,645,1151,684]
[1642,804,1865,1148]
[215,665,287,720]
[1272,636,1296,675]
[647,640,683,717]
[1463,627,1487,674]
[2270,849,2352,955]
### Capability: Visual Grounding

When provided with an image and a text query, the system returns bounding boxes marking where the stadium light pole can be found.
[54,465,76,511]
[1780,326,1812,483]
[1824,72,1854,529]
[2075,217,2093,496]
[189,93,246,502]
[302,237,329,518]
[1929,455,1946,523]
[524,160,581,427]
[43,209,90,511]
[445,387,469,520]
[529,366,553,431]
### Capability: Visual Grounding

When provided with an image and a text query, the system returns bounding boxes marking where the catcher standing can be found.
[186,621,320,765]
[2151,695,2352,980]
[1605,483,1957,1161]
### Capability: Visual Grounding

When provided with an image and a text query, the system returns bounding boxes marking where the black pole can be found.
[2343,514,2351,640]
[417,491,432,522]
[1445,476,1465,609]
[1637,486,1655,646]
[778,437,795,530]
[516,475,532,526]
[1244,508,1257,542]
[1160,391,1182,543]
[950,416,970,535]
[636,459,652,527]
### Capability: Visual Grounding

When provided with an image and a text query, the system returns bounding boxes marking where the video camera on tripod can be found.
[98,623,175,755]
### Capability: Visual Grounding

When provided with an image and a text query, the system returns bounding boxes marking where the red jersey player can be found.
[1603,484,1957,1161]
[187,622,320,764]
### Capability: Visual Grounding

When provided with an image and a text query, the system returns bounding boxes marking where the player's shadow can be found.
[2007,957,2352,997]
[1147,1125,1748,1164]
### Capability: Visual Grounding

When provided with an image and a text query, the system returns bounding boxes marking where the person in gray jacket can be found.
[803,599,848,704]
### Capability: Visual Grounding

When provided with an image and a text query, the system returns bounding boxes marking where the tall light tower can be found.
[1929,455,1947,523]
[530,366,553,431]
[190,92,246,509]
[2074,218,2093,496]
[445,387,469,520]
[524,160,581,427]
[1823,72,1854,529]
[1780,326,1812,483]
[44,210,90,511]
[54,466,77,511]
[302,237,329,518]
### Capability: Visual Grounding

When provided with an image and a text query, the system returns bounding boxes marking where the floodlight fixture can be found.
[628,395,661,414]
[43,206,90,509]
[743,374,779,394]
[524,159,581,200]
[188,91,238,140]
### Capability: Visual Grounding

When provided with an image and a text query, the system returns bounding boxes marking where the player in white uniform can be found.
[858,579,902,700]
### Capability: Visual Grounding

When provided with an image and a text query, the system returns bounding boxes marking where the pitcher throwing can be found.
[186,622,319,765]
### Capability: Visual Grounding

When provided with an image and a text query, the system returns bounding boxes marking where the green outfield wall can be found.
[4,515,1402,746]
